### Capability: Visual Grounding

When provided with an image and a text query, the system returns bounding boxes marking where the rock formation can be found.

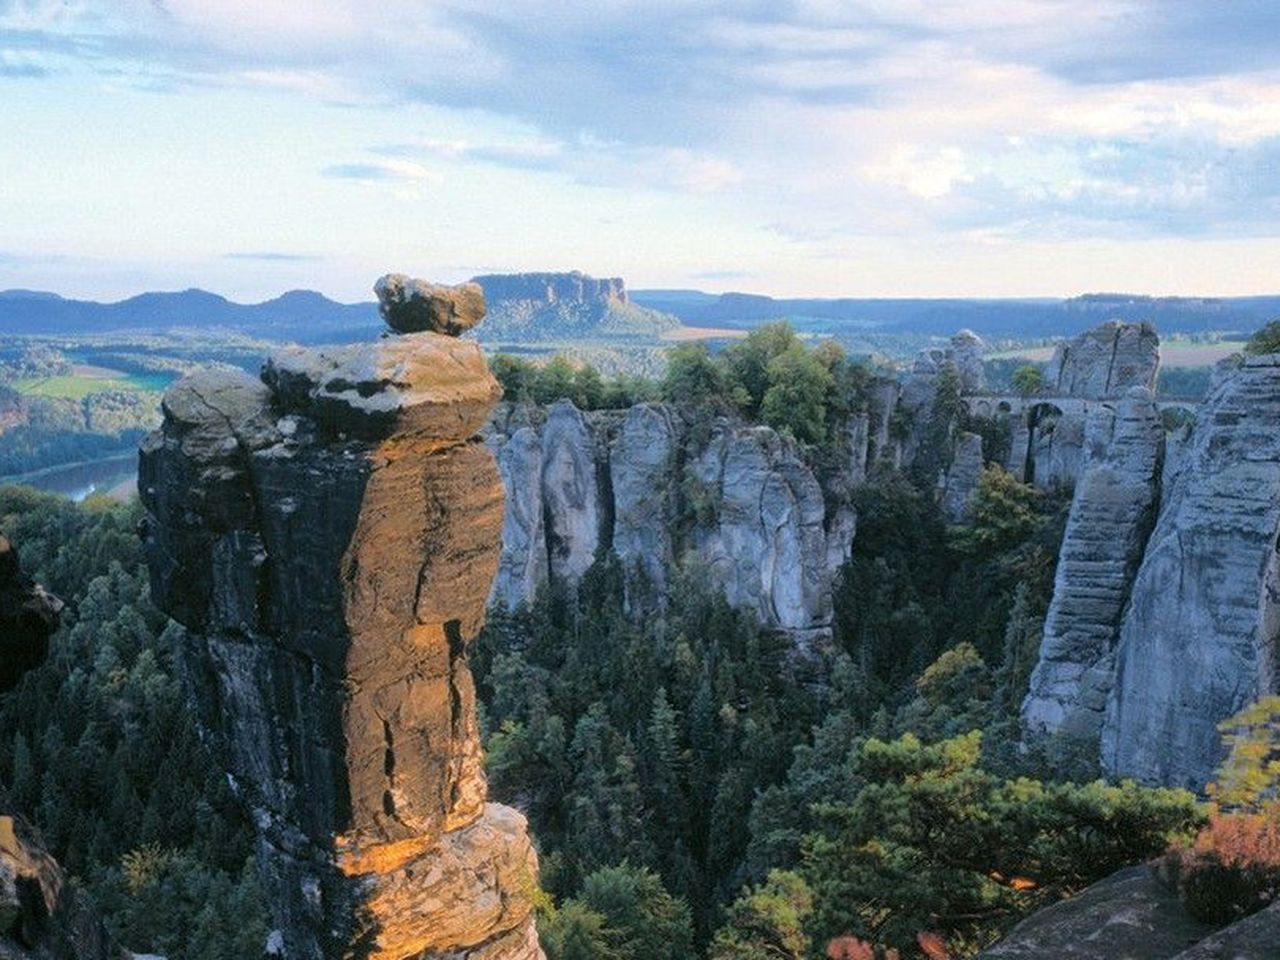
[688,422,841,640]
[940,431,984,523]
[1101,354,1280,788]
[1045,320,1160,398]
[1021,388,1164,740]
[374,273,485,336]
[138,278,543,959]
[976,864,1280,959]
[0,815,112,960]
[1005,321,1161,490]
[0,536,62,692]
[484,402,856,639]
[472,271,678,341]
[948,329,987,394]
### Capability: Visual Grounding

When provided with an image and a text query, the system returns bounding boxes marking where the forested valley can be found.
[0,328,1248,958]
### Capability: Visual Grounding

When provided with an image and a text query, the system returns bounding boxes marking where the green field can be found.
[10,366,175,399]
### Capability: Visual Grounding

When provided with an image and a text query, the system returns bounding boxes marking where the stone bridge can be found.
[962,393,1197,421]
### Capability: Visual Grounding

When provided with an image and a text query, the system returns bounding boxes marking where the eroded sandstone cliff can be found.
[484,400,858,640]
[1021,388,1164,740]
[1101,354,1280,788]
[138,279,543,959]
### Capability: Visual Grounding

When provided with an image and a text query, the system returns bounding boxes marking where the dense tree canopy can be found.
[0,487,264,959]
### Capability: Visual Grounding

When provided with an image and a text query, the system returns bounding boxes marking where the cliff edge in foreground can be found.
[138,277,543,959]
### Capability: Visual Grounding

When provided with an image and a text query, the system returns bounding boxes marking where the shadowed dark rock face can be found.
[0,815,112,960]
[138,281,542,959]
[0,536,62,693]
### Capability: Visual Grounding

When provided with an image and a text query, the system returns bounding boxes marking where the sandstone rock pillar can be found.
[1021,387,1163,741]
[138,278,543,959]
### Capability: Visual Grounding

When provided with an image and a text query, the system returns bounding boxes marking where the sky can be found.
[2,1,1280,302]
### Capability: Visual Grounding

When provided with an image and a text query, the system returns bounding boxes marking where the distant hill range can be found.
[632,289,1280,338]
[0,272,678,344]
[2,275,1277,342]
[0,288,381,343]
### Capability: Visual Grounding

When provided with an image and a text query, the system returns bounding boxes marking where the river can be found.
[1,453,138,502]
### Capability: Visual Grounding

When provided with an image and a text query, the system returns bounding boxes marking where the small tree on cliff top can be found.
[1245,321,1280,356]
[1011,364,1045,398]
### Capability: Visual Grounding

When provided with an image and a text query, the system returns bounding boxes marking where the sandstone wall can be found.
[1021,389,1164,740]
[484,401,858,639]
[1101,355,1280,788]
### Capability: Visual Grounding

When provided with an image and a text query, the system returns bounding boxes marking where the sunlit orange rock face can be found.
[138,279,543,959]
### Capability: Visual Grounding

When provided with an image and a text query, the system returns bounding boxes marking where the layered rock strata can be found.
[0,536,62,692]
[1101,355,1280,788]
[1021,388,1164,740]
[138,280,542,959]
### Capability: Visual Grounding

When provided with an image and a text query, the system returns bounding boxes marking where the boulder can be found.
[374,274,486,336]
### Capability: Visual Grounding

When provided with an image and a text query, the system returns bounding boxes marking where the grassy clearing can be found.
[9,370,172,399]
[12,375,136,399]
[660,325,748,342]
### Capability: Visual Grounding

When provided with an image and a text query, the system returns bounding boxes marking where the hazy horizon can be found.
[4,2,1280,301]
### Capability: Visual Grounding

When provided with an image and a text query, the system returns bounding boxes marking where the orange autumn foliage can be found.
[1165,812,1280,924]
[825,932,951,960]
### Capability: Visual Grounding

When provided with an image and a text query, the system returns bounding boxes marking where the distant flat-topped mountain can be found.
[0,272,680,343]
[471,271,679,341]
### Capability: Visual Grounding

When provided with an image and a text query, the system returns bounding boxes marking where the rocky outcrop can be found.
[487,415,548,611]
[0,815,112,960]
[688,422,841,638]
[539,402,606,585]
[611,403,678,613]
[867,377,902,468]
[374,275,485,336]
[474,272,627,307]
[0,536,62,692]
[1101,355,1280,789]
[472,272,677,341]
[1028,410,1085,489]
[1000,321,1161,490]
[977,863,1280,959]
[1022,389,1164,741]
[1046,320,1159,398]
[949,329,987,394]
[138,281,542,959]
[941,432,984,523]
[484,402,857,638]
